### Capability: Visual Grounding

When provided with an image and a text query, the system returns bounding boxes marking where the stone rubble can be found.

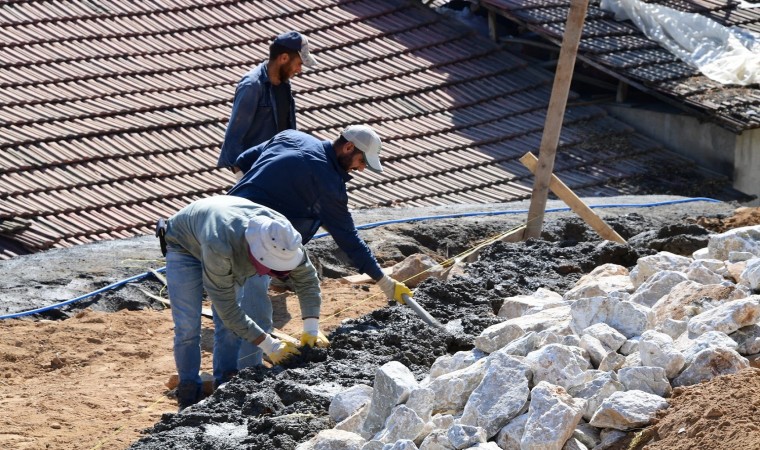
[297,225,760,450]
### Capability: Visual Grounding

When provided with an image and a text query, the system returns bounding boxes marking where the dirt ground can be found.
[0,280,389,450]
[0,199,758,450]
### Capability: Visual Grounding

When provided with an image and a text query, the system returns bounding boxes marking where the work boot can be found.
[176,381,202,412]
[213,370,238,391]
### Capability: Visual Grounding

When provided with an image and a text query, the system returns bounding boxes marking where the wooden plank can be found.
[524,0,590,239]
[341,267,393,284]
[520,152,626,244]
[149,268,167,286]
[138,288,213,317]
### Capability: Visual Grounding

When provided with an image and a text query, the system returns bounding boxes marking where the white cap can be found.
[273,31,317,68]
[298,34,317,68]
[245,216,304,271]
[342,125,383,173]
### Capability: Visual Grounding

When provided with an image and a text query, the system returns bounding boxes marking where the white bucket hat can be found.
[342,125,383,173]
[245,216,304,271]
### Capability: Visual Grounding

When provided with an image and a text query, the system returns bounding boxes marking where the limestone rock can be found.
[459,367,529,438]
[707,225,760,261]
[418,429,453,450]
[570,297,651,338]
[568,372,624,421]
[429,350,485,380]
[589,390,668,430]
[382,440,418,450]
[638,330,685,379]
[495,413,528,450]
[406,388,435,423]
[427,359,487,414]
[741,258,760,290]
[630,252,692,289]
[525,344,591,390]
[649,281,737,328]
[730,324,760,355]
[374,405,425,444]
[673,347,749,387]
[296,429,366,450]
[446,424,486,449]
[581,323,627,353]
[362,361,419,437]
[617,366,672,397]
[498,288,565,319]
[563,264,633,302]
[474,322,524,354]
[687,297,760,336]
[676,331,738,364]
[521,381,584,450]
[330,384,373,423]
[628,271,688,308]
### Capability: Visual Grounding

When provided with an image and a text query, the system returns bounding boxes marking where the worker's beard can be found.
[278,58,299,83]
[337,152,355,172]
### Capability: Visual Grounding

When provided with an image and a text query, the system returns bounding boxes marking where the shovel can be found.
[401,293,445,330]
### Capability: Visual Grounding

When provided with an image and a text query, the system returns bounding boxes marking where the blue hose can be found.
[0,197,720,320]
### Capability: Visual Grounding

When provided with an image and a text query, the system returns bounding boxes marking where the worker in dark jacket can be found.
[217,30,317,175]
[228,125,413,304]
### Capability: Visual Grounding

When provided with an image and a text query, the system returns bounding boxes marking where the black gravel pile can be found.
[129,213,718,450]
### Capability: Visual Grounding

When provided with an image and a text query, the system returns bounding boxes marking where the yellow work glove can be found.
[258,334,300,365]
[300,318,330,348]
[377,275,413,304]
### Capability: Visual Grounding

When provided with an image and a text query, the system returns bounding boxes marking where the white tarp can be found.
[600,0,760,85]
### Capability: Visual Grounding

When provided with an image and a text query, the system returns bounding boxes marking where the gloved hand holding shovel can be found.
[377,275,444,330]
[377,275,413,304]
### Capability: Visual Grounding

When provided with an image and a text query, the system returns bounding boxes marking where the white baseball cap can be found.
[245,216,304,271]
[342,125,383,173]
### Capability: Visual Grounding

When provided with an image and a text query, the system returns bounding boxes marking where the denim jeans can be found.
[237,274,272,368]
[167,249,273,385]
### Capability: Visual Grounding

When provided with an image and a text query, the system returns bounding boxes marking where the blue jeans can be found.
[166,250,273,385]
[237,275,272,368]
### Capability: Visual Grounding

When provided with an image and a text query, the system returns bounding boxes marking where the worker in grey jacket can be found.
[163,195,323,411]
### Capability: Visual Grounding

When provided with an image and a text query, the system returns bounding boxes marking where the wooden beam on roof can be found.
[523,0,590,240]
[520,152,626,244]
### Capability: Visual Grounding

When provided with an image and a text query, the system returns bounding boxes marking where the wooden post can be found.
[520,152,626,244]
[524,0,590,240]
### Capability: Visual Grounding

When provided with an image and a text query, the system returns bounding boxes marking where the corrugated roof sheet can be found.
[0,0,739,259]
[480,0,760,131]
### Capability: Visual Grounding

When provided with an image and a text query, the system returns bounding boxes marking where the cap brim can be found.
[363,151,383,173]
[300,49,317,68]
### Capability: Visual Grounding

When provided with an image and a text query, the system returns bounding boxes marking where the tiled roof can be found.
[0,0,738,259]
[480,0,760,131]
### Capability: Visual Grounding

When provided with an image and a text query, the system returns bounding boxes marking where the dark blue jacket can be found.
[228,130,384,280]
[217,62,296,168]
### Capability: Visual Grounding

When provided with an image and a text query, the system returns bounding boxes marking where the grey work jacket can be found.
[165,195,320,342]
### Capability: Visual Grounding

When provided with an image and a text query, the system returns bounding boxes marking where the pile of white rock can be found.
[297,225,760,450]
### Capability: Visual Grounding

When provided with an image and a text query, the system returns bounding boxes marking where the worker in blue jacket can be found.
[217,30,317,175]
[228,125,414,311]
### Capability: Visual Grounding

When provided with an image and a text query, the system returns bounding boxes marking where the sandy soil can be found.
[0,279,389,450]
[1,199,758,450]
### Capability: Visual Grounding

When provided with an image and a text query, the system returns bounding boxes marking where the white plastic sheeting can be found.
[600,0,760,86]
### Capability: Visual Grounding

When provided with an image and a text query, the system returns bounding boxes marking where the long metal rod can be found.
[402,294,444,329]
